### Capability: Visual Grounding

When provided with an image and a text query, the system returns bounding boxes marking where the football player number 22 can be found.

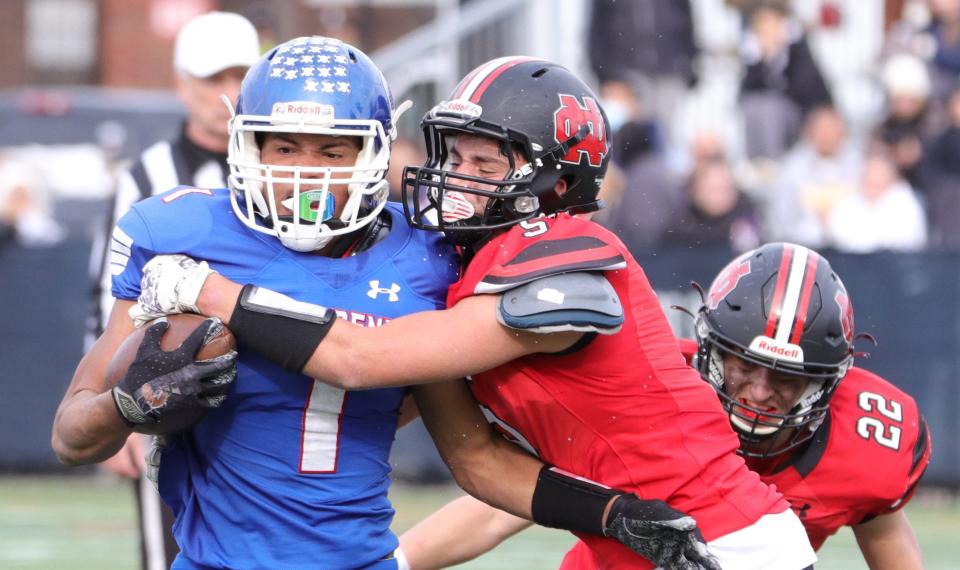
[300,381,346,473]
[856,391,903,451]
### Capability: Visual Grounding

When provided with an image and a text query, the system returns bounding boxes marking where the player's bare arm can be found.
[53,298,237,466]
[399,494,532,570]
[852,510,923,570]
[138,259,583,387]
[311,294,582,388]
[412,380,546,520]
[52,300,138,464]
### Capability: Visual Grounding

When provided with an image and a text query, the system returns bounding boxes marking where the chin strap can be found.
[543,124,591,164]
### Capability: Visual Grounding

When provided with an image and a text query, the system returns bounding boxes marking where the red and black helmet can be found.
[695,242,855,457]
[402,56,610,245]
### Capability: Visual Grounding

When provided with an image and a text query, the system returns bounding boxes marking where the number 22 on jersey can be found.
[856,391,903,450]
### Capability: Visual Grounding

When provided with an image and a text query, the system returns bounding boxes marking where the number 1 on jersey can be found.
[300,380,347,473]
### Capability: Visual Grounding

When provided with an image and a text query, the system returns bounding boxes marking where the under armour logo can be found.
[367,280,400,302]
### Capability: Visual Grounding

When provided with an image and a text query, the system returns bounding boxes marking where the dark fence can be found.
[2,241,957,486]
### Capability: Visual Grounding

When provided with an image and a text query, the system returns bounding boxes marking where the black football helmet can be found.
[402,56,610,245]
[694,242,855,458]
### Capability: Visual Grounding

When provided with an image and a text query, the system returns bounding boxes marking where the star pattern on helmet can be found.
[269,36,353,94]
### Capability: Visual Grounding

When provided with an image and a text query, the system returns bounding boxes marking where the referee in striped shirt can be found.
[86,12,260,570]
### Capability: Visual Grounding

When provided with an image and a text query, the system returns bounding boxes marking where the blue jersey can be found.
[111,188,458,569]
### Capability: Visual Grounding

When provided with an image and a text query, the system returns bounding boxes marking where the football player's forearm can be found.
[52,390,131,465]
[449,436,540,519]
[853,511,923,570]
[52,322,136,465]
[195,275,379,387]
[196,272,243,323]
[399,495,532,569]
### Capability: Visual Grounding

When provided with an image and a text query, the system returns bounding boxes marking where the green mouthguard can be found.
[297,190,336,223]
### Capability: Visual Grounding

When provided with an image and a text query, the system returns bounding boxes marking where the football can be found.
[106,313,236,435]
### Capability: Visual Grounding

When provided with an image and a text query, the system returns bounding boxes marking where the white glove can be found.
[129,254,215,327]
[145,435,167,491]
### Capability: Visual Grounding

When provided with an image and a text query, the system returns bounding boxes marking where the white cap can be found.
[174,11,260,78]
[881,53,931,100]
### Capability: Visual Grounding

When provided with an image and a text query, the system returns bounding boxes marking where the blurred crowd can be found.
[588,0,960,254]
[6,0,960,257]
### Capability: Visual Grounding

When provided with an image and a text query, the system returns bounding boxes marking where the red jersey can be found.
[676,339,932,551]
[448,215,787,569]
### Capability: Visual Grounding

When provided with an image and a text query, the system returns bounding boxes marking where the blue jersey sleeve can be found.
[109,187,222,301]
[110,207,154,301]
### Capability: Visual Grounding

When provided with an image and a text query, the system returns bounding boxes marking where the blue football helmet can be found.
[226,36,398,251]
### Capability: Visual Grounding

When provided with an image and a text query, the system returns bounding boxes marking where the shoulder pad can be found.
[496,272,623,334]
[472,216,627,295]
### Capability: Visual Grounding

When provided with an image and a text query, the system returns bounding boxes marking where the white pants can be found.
[708,509,816,570]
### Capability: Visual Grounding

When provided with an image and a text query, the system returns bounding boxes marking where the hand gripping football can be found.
[107,313,236,435]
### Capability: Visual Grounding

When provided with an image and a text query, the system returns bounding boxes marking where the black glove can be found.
[111,317,237,428]
[603,494,721,570]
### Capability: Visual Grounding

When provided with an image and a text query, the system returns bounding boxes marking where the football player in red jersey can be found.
[685,241,930,568]
[132,57,816,569]
[393,242,931,570]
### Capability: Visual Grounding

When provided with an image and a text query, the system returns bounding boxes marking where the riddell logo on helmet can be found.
[748,337,804,363]
[436,99,483,119]
[272,102,335,123]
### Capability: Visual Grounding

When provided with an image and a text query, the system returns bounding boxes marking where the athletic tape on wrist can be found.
[530,465,618,536]
[228,284,336,373]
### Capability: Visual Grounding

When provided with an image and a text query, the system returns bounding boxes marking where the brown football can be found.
[106,313,236,435]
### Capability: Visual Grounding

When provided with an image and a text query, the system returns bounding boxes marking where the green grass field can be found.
[1,475,956,569]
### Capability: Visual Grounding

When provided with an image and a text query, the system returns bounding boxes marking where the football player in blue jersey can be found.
[52,38,713,570]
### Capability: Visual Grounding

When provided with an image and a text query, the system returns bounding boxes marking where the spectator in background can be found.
[587,0,698,143]
[765,106,861,248]
[925,0,960,97]
[597,79,648,145]
[739,2,833,160]
[659,159,760,252]
[922,86,960,247]
[875,53,936,189]
[827,148,928,252]
[593,80,679,248]
[86,11,260,570]
[0,158,64,247]
[599,119,683,251]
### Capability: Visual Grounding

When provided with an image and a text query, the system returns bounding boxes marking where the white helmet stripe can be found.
[774,245,810,342]
[452,56,539,102]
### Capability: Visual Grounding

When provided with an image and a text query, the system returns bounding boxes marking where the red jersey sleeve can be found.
[447,214,626,306]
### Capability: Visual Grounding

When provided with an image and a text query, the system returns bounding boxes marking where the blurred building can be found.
[0,0,435,87]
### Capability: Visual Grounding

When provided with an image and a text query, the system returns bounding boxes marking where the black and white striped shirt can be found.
[85,123,228,348]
